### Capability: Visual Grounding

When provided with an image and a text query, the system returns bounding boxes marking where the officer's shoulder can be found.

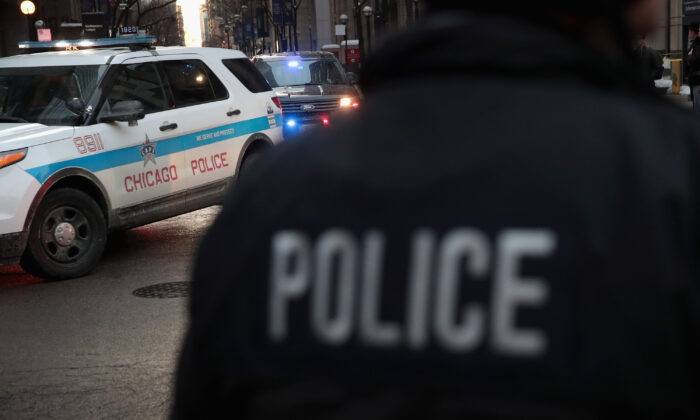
[256,124,352,180]
[585,85,700,137]
[227,122,357,211]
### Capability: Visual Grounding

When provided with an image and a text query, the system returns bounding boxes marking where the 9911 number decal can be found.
[73,134,105,155]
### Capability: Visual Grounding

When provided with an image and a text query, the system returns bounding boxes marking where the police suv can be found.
[0,37,283,279]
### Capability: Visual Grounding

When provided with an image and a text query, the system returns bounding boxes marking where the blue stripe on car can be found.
[25,114,282,184]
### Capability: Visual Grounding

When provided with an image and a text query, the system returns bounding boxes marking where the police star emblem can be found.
[138,135,157,166]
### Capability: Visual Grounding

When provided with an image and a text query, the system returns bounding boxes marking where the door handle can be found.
[159,123,178,131]
[227,109,241,117]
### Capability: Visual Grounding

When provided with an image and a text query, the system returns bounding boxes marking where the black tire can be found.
[239,147,266,179]
[20,188,107,280]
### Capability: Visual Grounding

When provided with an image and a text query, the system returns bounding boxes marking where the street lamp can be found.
[232,14,241,50]
[241,4,249,55]
[373,0,384,42]
[354,1,364,67]
[20,0,36,42]
[20,0,35,15]
[339,14,349,72]
[362,5,372,54]
[308,24,313,50]
[224,24,231,49]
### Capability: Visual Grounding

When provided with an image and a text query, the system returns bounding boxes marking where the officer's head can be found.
[428,0,664,44]
[690,22,700,40]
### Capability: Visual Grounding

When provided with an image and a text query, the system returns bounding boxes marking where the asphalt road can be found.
[0,206,220,419]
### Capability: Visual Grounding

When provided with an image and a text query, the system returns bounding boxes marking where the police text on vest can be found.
[268,228,556,358]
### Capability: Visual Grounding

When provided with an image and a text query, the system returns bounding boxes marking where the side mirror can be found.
[98,100,145,126]
[65,97,85,115]
[346,72,358,85]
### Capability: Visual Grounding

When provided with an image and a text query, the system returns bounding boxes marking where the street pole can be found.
[363,6,372,56]
[355,2,364,64]
[340,14,348,72]
[344,32,348,71]
[374,0,382,41]
[20,1,36,41]
[282,0,289,52]
[666,0,671,54]
[293,7,298,51]
[243,4,251,55]
[366,14,371,53]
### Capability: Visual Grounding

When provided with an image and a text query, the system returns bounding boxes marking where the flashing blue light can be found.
[18,36,157,50]
[286,119,297,128]
[287,60,300,68]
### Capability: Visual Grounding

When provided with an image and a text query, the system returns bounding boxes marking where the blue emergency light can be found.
[18,36,157,50]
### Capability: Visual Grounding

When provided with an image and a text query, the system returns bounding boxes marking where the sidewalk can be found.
[656,78,692,110]
[665,93,692,110]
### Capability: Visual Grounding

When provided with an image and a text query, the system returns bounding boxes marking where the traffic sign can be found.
[37,29,51,42]
[346,47,361,64]
[685,0,700,15]
[118,26,139,37]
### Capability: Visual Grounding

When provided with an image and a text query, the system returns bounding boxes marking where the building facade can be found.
[648,0,684,56]
[201,0,317,54]
[196,0,423,59]
[322,0,424,54]
[1,0,84,57]
[0,0,182,57]
[0,1,693,59]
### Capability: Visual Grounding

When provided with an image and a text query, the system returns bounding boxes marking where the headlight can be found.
[339,97,360,109]
[0,148,27,170]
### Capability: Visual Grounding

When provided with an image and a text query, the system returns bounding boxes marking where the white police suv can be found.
[0,37,283,279]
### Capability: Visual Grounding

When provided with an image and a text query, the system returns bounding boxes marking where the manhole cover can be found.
[133,282,191,299]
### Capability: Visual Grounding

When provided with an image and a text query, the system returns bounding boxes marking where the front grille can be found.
[280,98,340,113]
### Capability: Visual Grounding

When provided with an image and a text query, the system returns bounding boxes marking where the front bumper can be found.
[282,112,333,139]
[0,231,28,265]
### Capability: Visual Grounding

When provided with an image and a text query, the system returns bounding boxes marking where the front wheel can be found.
[238,147,267,179]
[21,188,107,280]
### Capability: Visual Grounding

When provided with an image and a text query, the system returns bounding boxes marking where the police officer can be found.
[687,22,700,111]
[634,34,663,89]
[173,0,700,418]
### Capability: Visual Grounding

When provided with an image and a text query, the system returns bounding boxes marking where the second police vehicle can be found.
[0,37,283,279]
[252,52,361,138]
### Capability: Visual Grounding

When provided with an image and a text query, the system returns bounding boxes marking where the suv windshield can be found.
[0,65,107,126]
[255,57,346,87]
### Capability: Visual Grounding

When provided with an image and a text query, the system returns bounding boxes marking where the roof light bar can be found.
[18,36,157,50]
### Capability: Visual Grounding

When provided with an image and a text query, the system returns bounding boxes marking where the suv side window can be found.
[222,58,272,93]
[0,85,7,114]
[103,62,169,114]
[161,60,228,107]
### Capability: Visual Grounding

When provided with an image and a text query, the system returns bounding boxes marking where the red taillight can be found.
[322,117,330,126]
[352,102,359,109]
[271,97,282,110]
